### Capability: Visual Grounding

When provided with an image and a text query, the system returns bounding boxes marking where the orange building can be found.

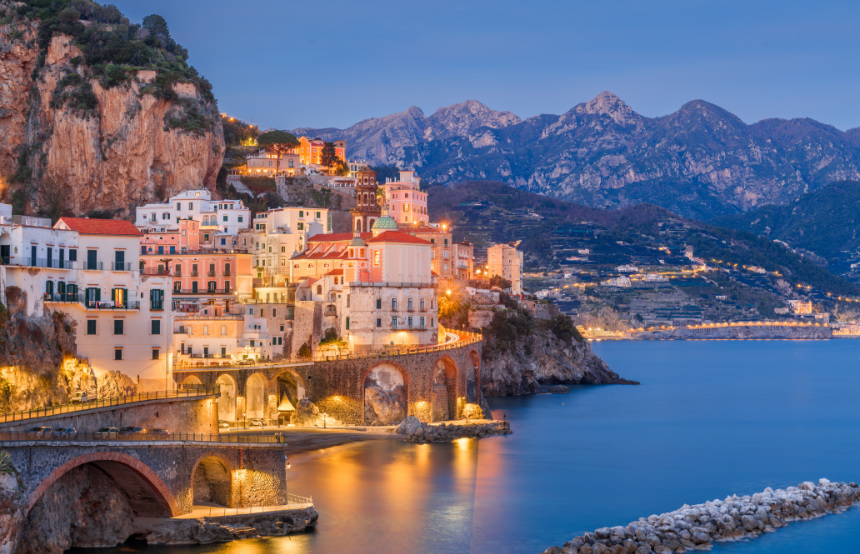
[298,137,346,166]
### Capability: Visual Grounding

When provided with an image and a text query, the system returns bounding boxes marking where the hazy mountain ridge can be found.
[711,180,860,279]
[295,93,860,220]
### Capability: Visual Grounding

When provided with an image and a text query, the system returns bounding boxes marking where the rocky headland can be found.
[468,300,637,396]
[543,479,860,554]
[634,324,832,341]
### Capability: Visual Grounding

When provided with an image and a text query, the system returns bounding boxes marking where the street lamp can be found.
[322,411,327,429]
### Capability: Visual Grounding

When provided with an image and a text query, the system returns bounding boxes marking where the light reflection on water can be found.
[72,341,860,554]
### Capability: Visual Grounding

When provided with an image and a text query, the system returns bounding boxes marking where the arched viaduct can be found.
[175,333,483,426]
[2,441,289,520]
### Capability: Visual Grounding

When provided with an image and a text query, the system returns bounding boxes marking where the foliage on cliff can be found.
[0,0,224,217]
[6,1,214,103]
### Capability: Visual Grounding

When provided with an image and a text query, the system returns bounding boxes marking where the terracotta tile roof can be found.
[325,269,344,276]
[308,232,371,243]
[56,217,142,236]
[366,231,432,245]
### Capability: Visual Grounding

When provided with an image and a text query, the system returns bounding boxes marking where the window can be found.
[376,298,382,310]
[408,316,413,328]
[86,320,96,335]
[176,203,181,211]
[221,346,227,357]
[420,316,425,328]
[221,325,227,335]
[115,349,123,361]
[391,317,398,329]
[420,298,425,311]
[223,215,228,222]
[373,250,381,266]
[431,317,435,327]
[151,320,161,335]
[392,298,397,311]
[188,202,193,210]
[238,216,243,223]
[152,349,159,360]
[408,298,413,311]
[297,222,304,231]
[203,325,210,335]
[114,320,123,335]
[346,317,350,330]
[299,210,304,218]
[150,289,164,310]
[68,249,77,262]
[376,318,382,328]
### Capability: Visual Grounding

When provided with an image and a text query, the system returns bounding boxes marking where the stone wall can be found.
[0,395,219,435]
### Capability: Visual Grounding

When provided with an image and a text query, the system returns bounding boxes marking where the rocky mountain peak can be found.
[425,100,521,140]
[572,91,638,125]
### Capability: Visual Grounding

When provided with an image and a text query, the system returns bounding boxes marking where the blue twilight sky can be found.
[109,0,860,131]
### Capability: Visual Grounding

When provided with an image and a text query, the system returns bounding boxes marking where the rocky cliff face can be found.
[296,92,860,220]
[0,287,88,412]
[481,326,635,396]
[0,17,223,217]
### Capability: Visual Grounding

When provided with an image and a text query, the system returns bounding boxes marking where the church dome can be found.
[371,216,398,231]
[349,236,366,246]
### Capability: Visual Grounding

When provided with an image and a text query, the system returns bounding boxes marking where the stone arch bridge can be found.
[2,440,290,524]
[175,331,484,425]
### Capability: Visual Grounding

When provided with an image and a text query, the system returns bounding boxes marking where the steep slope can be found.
[0,1,224,217]
[711,180,860,278]
[295,92,860,220]
[428,180,860,297]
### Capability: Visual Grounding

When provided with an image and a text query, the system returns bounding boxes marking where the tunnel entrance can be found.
[192,457,232,507]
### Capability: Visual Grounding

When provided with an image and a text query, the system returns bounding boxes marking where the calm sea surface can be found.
[85,340,860,553]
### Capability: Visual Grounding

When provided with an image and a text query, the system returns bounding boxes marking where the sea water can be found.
[77,340,860,553]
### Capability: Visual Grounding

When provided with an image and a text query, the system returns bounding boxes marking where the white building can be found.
[0,213,175,392]
[487,241,523,295]
[135,189,251,237]
[250,207,331,279]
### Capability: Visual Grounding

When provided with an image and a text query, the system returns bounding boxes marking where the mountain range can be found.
[712,180,860,280]
[294,93,860,220]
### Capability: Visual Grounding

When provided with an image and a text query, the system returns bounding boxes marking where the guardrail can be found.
[0,387,219,424]
[173,327,483,371]
[0,431,289,444]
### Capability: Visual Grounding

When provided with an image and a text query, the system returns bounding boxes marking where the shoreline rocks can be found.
[543,479,860,554]
[395,416,511,443]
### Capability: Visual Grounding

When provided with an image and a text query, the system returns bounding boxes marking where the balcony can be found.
[23,258,75,269]
[173,288,232,295]
[140,268,170,276]
[111,262,131,271]
[82,261,103,271]
[44,292,140,310]
[208,271,216,277]
[191,271,199,277]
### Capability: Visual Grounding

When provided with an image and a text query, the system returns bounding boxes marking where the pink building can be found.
[382,170,428,227]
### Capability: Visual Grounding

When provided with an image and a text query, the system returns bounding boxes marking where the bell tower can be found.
[350,169,382,233]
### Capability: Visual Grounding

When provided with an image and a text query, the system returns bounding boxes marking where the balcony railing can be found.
[23,258,75,269]
[191,271,199,277]
[82,261,103,270]
[141,268,170,276]
[44,292,139,310]
[174,288,232,295]
[111,262,131,271]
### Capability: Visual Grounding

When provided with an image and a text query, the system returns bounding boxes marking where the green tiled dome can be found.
[349,236,366,246]
[371,216,398,230]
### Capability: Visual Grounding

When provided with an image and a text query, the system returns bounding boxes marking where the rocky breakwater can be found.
[543,479,860,554]
[395,416,511,444]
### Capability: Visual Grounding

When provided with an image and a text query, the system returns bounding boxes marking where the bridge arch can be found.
[271,369,306,425]
[28,451,178,517]
[215,373,238,422]
[432,356,459,422]
[362,361,409,426]
[245,372,268,420]
[180,374,203,388]
[191,454,234,507]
